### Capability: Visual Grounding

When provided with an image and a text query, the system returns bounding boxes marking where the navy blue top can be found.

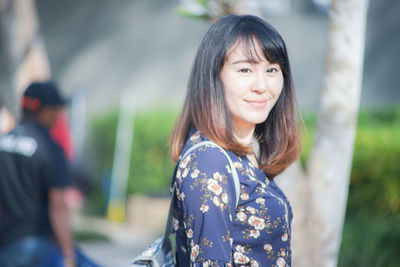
[172,131,293,267]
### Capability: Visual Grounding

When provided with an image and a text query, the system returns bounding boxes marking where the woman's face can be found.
[220,40,284,132]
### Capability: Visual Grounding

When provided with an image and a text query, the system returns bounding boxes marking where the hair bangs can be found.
[235,18,287,66]
[259,34,287,66]
[234,34,265,64]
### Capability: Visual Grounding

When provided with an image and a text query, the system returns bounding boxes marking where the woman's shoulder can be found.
[181,131,231,164]
[176,131,238,209]
[176,131,237,178]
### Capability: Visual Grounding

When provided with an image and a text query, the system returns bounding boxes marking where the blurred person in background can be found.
[0,81,76,267]
[169,15,301,266]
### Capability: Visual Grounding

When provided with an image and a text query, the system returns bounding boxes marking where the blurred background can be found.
[1,0,399,266]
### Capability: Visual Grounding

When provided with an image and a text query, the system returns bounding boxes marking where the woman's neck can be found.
[233,122,259,167]
[233,122,255,147]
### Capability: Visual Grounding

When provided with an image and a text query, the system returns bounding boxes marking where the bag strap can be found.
[162,140,240,248]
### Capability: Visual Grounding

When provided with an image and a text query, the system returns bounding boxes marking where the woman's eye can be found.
[266,67,279,73]
[239,68,251,73]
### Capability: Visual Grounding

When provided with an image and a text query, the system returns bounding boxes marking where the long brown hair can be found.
[170,15,302,177]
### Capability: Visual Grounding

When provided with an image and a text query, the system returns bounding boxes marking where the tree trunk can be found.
[0,0,50,118]
[305,0,369,266]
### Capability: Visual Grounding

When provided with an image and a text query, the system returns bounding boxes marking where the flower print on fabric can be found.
[173,131,293,267]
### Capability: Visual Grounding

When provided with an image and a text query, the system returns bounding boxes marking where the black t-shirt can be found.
[0,117,68,246]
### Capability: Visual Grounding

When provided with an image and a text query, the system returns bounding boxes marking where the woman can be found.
[169,14,301,267]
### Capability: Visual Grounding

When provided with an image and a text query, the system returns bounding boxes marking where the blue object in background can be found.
[41,245,102,267]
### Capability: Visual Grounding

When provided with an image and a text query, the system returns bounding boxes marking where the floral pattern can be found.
[173,131,293,267]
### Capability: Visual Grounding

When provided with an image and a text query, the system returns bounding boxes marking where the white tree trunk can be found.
[305,0,369,266]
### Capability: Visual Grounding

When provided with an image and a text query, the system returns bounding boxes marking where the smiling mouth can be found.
[245,99,270,107]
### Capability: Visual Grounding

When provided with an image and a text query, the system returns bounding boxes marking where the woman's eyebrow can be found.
[232,59,256,65]
[232,58,275,65]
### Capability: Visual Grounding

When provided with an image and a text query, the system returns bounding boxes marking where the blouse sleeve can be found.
[176,146,237,266]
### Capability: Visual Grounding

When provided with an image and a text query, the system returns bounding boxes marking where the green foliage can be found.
[175,0,211,20]
[175,0,237,21]
[74,229,109,242]
[87,109,120,215]
[349,111,400,219]
[91,109,119,176]
[90,108,178,197]
[338,215,400,267]
[128,109,178,195]
[299,110,316,167]
[339,108,400,266]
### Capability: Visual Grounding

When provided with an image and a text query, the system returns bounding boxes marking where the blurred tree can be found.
[0,0,50,118]
[177,0,241,21]
[177,0,369,266]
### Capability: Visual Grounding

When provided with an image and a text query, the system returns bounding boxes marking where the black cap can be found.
[22,81,66,112]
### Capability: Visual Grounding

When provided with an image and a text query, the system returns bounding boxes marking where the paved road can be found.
[79,240,146,267]
[73,215,158,267]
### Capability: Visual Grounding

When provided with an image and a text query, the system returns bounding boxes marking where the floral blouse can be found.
[172,131,293,267]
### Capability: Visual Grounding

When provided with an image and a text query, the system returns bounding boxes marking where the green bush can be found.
[128,109,177,195]
[74,229,110,242]
[90,108,178,197]
[348,108,400,219]
[338,215,400,267]
[339,108,400,267]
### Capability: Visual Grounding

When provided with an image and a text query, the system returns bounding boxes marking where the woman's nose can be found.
[252,72,268,93]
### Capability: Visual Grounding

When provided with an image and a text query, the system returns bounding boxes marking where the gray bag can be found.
[131,141,240,267]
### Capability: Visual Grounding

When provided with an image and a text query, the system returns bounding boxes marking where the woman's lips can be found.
[245,99,269,108]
